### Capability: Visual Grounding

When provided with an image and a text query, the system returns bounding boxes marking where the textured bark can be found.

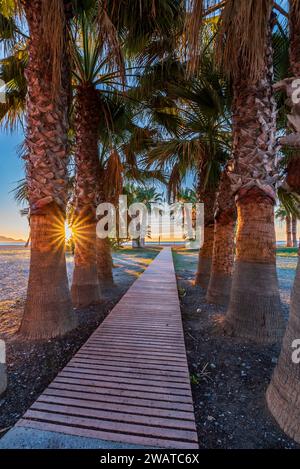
[292,215,297,247]
[195,158,218,289]
[71,211,100,307]
[20,204,76,338]
[207,166,236,306]
[195,186,216,289]
[266,256,300,443]
[286,155,300,191]
[96,179,115,290]
[195,224,214,289]
[286,215,293,247]
[224,16,284,343]
[206,220,235,306]
[96,237,114,290]
[224,193,284,342]
[20,1,76,338]
[71,85,102,307]
[0,363,6,397]
[228,29,278,201]
[274,2,300,187]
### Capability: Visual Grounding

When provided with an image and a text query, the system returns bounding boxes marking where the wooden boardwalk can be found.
[15,247,198,449]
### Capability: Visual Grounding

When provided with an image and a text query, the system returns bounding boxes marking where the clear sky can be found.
[0,130,28,239]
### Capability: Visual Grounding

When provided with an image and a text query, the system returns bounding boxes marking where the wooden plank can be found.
[67,363,188,381]
[58,370,191,390]
[37,395,195,420]
[17,419,198,449]
[30,402,196,431]
[53,376,190,396]
[69,358,189,376]
[23,410,198,443]
[48,380,193,404]
[43,388,194,412]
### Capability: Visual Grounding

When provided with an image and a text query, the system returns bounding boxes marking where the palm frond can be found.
[216,0,273,81]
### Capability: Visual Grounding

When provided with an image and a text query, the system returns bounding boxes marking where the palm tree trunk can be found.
[0,341,7,397]
[96,237,115,290]
[266,257,300,443]
[286,215,293,247]
[292,215,297,247]
[267,1,300,441]
[206,167,236,306]
[284,0,300,191]
[195,188,216,289]
[71,85,101,307]
[20,0,76,339]
[224,17,284,343]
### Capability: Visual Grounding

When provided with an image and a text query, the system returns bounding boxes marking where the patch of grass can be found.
[190,364,212,385]
[178,286,186,297]
[114,247,161,259]
[172,248,198,271]
[276,247,298,257]
[190,373,200,385]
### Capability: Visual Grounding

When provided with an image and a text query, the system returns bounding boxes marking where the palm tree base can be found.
[99,279,116,292]
[266,257,300,443]
[224,260,285,343]
[20,208,77,340]
[96,238,114,290]
[266,364,300,444]
[206,272,232,306]
[71,275,101,308]
[195,257,212,289]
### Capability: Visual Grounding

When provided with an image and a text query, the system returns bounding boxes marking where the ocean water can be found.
[0,242,25,246]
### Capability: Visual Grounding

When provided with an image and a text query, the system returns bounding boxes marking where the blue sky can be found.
[0,130,28,239]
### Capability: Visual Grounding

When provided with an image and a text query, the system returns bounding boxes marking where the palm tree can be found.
[3,0,78,339]
[95,96,165,284]
[292,214,297,247]
[69,11,121,307]
[124,184,163,247]
[276,204,293,247]
[212,0,284,342]
[138,48,230,287]
[206,161,236,306]
[267,2,300,440]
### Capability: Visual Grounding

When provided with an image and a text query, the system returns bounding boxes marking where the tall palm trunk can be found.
[286,215,292,247]
[224,17,284,343]
[284,0,300,192]
[96,237,114,290]
[195,160,218,289]
[206,166,236,306]
[267,0,300,442]
[96,180,115,290]
[71,85,101,307]
[292,215,297,247]
[20,0,77,339]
